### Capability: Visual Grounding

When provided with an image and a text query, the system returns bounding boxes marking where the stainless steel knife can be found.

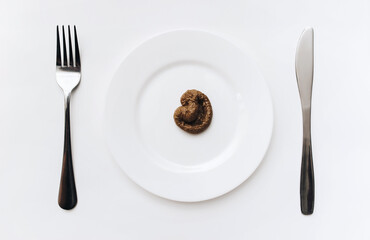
[295,27,315,215]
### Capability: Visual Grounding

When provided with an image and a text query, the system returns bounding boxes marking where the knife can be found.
[295,27,315,215]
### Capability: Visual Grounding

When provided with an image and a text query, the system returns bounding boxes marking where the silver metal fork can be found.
[56,25,81,210]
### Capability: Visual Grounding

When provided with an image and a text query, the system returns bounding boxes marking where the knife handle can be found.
[300,137,314,215]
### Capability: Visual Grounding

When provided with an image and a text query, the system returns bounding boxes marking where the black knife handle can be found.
[300,138,314,215]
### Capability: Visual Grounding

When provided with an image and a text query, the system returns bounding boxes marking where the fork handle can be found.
[58,92,77,210]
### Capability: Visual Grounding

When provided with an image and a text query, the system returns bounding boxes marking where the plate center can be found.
[136,61,241,168]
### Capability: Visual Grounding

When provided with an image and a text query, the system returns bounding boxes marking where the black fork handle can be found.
[58,92,77,210]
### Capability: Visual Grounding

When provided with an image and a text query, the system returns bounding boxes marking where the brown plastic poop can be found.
[174,89,213,134]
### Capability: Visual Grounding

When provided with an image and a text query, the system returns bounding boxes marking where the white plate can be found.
[105,30,273,202]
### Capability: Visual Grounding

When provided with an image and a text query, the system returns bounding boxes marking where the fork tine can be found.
[68,26,74,67]
[56,26,61,66]
[74,26,80,67]
[62,26,68,66]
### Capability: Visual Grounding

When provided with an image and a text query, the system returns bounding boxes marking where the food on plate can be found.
[173,89,212,134]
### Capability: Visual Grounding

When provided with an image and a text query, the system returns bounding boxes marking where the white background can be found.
[0,0,370,239]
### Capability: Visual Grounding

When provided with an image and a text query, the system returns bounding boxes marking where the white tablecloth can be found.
[1,0,369,239]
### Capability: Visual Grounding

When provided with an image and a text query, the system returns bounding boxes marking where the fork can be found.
[56,25,81,210]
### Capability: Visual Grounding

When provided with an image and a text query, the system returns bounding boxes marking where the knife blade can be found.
[295,27,315,215]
